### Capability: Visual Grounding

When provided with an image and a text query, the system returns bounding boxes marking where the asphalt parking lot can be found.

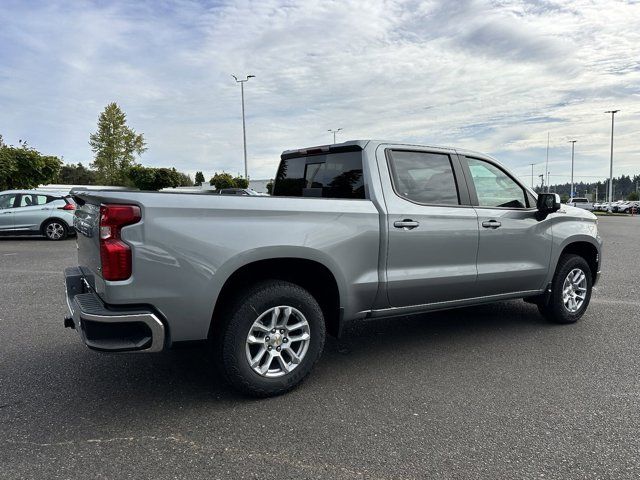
[1,216,639,480]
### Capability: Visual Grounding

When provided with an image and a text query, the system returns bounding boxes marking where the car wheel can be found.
[217,280,326,397]
[43,220,68,240]
[538,254,592,324]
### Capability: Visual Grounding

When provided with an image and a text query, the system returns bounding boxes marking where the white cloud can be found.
[0,0,638,185]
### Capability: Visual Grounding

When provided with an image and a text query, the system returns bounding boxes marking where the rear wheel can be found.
[538,254,592,324]
[43,220,68,240]
[217,280,326,397]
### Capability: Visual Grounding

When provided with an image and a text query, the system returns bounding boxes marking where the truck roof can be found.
[281,140,491,160]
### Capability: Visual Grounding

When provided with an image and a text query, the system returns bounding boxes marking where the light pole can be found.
[568,140,577,199]
[545,132,550,192]
[232,74,255,179]
[530,163,535,189]
[328,128,342,144]
[605,110,619,204]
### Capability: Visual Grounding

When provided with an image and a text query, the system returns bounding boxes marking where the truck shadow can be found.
[1,300,555,436]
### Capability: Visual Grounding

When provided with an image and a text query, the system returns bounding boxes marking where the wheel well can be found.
[40,217,69,233]
[560,242,599,280]
[209,258,341,338]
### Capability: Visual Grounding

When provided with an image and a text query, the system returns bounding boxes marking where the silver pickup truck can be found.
[64,140,602,396]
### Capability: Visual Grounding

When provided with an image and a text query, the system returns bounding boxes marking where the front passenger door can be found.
[464,156,552,296]
[0,194,19,231]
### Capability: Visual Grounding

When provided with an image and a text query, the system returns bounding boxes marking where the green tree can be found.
[194,171,205,186]
[266,181,273,195]
[233,176,249,189]
[628,191,639,201]
[209,172,235,189]
[0,139,61,190]
[176,172,193,187]
[127,166,190,191]
[55,163,98,185]
[89,102,146,185]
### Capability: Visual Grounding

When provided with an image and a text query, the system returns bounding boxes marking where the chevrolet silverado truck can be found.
[63,140,602,397]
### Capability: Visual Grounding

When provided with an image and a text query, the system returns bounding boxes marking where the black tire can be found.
[42,219,68,240]
[216,280,326,397]
[538,254,592,324]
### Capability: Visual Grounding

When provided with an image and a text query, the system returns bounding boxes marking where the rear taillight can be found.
[59,203,76,210]
[99,204,141,281]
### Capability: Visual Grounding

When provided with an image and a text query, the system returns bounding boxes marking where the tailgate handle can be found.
[394,219,419,230]
[482,220,502,229]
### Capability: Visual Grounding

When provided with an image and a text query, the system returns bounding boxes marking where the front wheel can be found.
[43,220,68,240]
[538,254,592,324]
[217,280,326,397]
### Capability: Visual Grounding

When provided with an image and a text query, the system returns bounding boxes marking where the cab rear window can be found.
[272,151,365,199]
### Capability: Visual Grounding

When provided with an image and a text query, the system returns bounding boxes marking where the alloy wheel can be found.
[45,222,65,240]
[245,306,311,378]
[562,268,587,313]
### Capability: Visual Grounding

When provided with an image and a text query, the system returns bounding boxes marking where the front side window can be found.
[387,150,459,205]
[273,151,365,199]
[0,194,18,209]
[466,157,527,209]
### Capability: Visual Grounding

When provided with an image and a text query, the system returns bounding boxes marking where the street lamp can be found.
[545,132,550,192]
[605,110,619,204]
[232,74,255,179]
[529,163,535,189]
[328,128,342,144]
[568,140,577,199]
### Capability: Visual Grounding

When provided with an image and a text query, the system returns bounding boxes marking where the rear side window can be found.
[18,194,49,207]
[387,150,460,205]
[273,151,365,199]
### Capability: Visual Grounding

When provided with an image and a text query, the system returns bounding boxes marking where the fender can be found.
[206,245,349,319]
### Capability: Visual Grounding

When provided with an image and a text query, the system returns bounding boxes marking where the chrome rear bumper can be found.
[64,267,165,353]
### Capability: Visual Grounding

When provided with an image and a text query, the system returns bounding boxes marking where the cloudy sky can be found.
[0,0,638,185]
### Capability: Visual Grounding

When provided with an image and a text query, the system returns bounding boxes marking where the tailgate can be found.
[73,198,102,281]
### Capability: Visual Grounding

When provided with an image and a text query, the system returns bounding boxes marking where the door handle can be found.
[394,219,419,230]
[482,220,502,229]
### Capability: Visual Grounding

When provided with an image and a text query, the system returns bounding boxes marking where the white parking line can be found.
[3,269,61,275]
[591,297,640,307]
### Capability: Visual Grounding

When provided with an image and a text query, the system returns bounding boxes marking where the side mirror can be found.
[537,193,561,213]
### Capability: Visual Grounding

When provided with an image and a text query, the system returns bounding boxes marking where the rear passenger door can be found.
[13,194,53,231]
[462,155,552,296]
[379,147,479,307]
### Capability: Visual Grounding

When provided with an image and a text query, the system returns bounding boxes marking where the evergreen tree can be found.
[194,171,205,186]
[56,163,98,185]
[89,103,146,185]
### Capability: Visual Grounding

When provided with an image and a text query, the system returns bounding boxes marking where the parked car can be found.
[0,190,76,240]
[612,201,628,213]
[63,140,602,396]
[618,201,640,213]
[567,197,594,211]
